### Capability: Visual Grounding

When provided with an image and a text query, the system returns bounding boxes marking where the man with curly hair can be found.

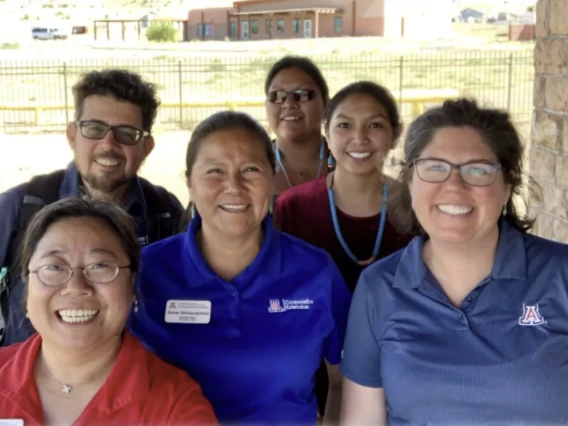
[0,69,183,346]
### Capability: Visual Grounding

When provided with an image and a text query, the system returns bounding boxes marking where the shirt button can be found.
[466,297,473,303]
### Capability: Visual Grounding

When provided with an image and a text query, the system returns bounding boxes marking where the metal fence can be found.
[0,51,534,134]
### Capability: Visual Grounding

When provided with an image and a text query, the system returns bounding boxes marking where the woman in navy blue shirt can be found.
[340,99,568,425]
[129,111,351,425]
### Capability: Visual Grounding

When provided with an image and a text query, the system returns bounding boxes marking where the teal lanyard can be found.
[328,181,388,266]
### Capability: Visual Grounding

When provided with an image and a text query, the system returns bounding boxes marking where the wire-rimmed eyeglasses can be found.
[28,262,131,286]
[411,158,502,187]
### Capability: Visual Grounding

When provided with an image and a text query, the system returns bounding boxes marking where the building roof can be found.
[230,7,342,15]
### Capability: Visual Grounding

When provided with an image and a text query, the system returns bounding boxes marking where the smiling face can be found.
[66,95,155,194]
[265,67,326,143]
[409,126,511,246]
[187,127,274,239]
[325,93,394,176]
[26,216,134,353]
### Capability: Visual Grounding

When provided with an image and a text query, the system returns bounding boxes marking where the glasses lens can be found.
[84,262,119,284]
[291,89,315,103]
[415,159,451,183]
[113,126,142,146]
[80,121,109,139]
[38,265,71,286]
[267,90,287,104]
[461,163,498,186]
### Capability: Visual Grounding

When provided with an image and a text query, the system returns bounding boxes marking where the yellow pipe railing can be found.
[0,89,459,125]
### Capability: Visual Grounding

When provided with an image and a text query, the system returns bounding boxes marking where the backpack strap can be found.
[139,178,180,243]
[20,170,65,230]
[1,170,65,341]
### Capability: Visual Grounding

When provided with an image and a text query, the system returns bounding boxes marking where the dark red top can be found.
[273,177,412,293]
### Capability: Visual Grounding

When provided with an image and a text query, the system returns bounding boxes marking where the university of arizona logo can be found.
[169,302,177,309]
[268,299,286,313]
[518,304,545,326]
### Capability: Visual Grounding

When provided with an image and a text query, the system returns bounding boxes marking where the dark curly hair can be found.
[390,98,534,235]
[72,69,160,132]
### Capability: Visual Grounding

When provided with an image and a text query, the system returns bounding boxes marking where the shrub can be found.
[146,21,178,43]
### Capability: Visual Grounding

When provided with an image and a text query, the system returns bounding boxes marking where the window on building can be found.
[293,19,300,33]
[204,23,211,37]
[277,19,285,33]
[197,23,202,37]
[251,19,259,34]
[334,16,343,33]
[266,19,272,34]
[230,21,237,38]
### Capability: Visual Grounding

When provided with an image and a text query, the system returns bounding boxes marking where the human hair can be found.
[323,81,402,140]
[185,110,276,178]
[20,197,140,281]
[390,98,534,235]
[72,69,160,132]
[264,56,329,103]
[181,111,276,230]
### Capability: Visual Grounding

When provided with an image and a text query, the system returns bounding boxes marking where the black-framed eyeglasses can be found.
[76,120,149,146]
[28,262,131,286]
[267,89,316,104]
[411,158,502,187]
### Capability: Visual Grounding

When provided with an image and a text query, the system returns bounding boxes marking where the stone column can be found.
[530,0,568,241]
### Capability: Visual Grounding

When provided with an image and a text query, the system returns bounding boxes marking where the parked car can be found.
[32,27,68,40]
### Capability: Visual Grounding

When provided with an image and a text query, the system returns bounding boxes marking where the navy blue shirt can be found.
[341,220,568,425]
[0,162,183,345]
[129,215,351,425]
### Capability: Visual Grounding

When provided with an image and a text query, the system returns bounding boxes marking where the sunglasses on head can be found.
[267,89,316,104]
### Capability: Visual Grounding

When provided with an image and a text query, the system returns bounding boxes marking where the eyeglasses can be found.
[267,89,316,104]
[412,158,502,187]
[28,262,131,286]
[76,120,149,146]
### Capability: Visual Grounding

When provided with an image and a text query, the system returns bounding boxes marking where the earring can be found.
[269,201,274,215]
[502,204,507,216]
[327,154,335,169]
[133,299,139,313]
[190,204,196,219]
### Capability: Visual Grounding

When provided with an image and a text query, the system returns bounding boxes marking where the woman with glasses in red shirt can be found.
[265,56,331,196]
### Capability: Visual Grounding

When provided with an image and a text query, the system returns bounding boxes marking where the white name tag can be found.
[164,300,211,324]
[0,420,24,426]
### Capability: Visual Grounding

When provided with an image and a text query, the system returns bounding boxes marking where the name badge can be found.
[164,300,211,324]
[0,420,24,426]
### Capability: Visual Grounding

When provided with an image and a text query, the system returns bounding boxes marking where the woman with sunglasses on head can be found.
[0,197,217,425]
[265,56,331,196]
[340,99,568,425]
[273,81,412,419]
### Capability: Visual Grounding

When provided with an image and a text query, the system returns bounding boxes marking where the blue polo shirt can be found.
[129,215,351,425]
[341,220,568,425]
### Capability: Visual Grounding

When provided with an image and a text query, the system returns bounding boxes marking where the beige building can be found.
[187,0,453,41]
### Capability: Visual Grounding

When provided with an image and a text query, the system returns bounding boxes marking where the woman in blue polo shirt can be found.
[340,99,568,425]
[129,111,351,425]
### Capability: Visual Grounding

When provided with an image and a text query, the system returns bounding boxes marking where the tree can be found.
[146,20,178,42]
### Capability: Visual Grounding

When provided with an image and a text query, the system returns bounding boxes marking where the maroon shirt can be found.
[273,177,412,293]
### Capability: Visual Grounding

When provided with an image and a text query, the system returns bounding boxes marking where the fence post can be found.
[178,60,183,128]
[63,62,69,124]
[398,56,404,111]
[507,53,513,111]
